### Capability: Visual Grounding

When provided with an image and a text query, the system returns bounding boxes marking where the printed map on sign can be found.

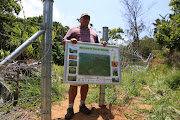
[63,41,121,85]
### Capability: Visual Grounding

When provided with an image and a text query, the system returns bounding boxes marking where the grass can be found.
[86,85,99,103]
[86,50,180,119]
[1,63,68,112]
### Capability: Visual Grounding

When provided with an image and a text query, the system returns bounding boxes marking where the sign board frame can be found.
[63,40,121,85]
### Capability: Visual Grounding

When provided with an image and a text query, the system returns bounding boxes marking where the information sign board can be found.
[63,41,121,85]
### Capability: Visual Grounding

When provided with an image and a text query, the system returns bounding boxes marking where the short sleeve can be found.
[64,28,73,40]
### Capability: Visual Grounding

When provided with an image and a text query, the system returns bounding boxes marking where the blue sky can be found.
[18,0,172,39]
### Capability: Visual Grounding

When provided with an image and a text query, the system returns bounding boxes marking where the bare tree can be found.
[121,0,145,50]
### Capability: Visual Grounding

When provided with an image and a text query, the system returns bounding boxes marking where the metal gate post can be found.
[99,27,108,106]
[41,0,53,120]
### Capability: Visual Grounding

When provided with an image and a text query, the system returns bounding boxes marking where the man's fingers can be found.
[71,38,77,44]
[101,41,107,47]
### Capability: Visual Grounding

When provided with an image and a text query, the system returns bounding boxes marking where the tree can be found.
[153,14,169,36]
[154,0,180,54]
[109,27,124,40]
[0,0,69,64]
[121,0,145,50]
[139,36,160,57]
[108,27,124,45]
[52,22,69,65]
[0,0,21,51]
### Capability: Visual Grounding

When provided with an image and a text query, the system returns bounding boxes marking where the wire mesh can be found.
[86,45,154,119]
[1,1,42,119]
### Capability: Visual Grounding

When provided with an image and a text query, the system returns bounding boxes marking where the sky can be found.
[18,0,172,40]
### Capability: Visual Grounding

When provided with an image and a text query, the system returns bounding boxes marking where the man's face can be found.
[80,15,90,28]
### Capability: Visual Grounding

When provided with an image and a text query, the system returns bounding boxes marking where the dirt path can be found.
[46,88,142,120]
[50,88,127,120]
[33,88,151,120]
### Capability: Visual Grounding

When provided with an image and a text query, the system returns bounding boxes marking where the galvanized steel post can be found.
[41,0,53,120]
[99,27,108,106]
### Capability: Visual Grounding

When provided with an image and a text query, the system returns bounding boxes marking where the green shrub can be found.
[51,80,68,102]
[169,51,180,68]
[165,71,180,90]
[0,49,4,58]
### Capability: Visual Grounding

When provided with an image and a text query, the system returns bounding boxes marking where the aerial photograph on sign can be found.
[78,53,110,76]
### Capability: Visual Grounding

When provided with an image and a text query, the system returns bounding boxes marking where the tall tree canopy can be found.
[154,0,180,54]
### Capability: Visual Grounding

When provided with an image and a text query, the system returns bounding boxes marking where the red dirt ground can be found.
[33,88,152,120]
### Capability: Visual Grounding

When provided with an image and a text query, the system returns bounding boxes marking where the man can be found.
[63,12,107,119]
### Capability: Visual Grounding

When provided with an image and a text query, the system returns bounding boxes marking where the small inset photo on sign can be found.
[68,76,76,81]
[69,67,76,74]
[112,78,119,82]
[69,60,77,66]
[112,68,118,76]
[69,48,77,53]
[69,55,77,60]
[112,61,118,67]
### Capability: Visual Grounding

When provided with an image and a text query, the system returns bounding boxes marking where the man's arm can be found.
[62,39,66,46]
[94,33,107,47]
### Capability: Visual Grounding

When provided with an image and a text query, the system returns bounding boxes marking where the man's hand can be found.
[71,38,77,44]
[101,41,107,47]
[62,38,77,46]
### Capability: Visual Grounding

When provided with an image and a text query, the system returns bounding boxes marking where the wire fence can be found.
[1,0,43,119]
[84,45,154,119]
[103,46,153,119]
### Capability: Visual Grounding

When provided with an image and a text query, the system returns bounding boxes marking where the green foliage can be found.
[52,64,64,79]
[0,0,21,15]
[0,49,5,58]
[144,55,180,118]
[0,0,21,51]
[108,27,124,40]
[51,64,68,102]
[154,0,180,54]
[86,85,99,103]
[139,36,160,57]
[165,71,180,90]
[52,22,69,65]
[108,27,124,45]
[51,80,68,102]
[0,11,69,63]
[169,51,180,68]
[169,0,180,15]
[52,42,65,65]
[5,64,67,110]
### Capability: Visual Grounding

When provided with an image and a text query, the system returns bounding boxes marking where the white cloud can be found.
[18,0,64,22]
[18,0,43,18]
[53,4,64,22]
